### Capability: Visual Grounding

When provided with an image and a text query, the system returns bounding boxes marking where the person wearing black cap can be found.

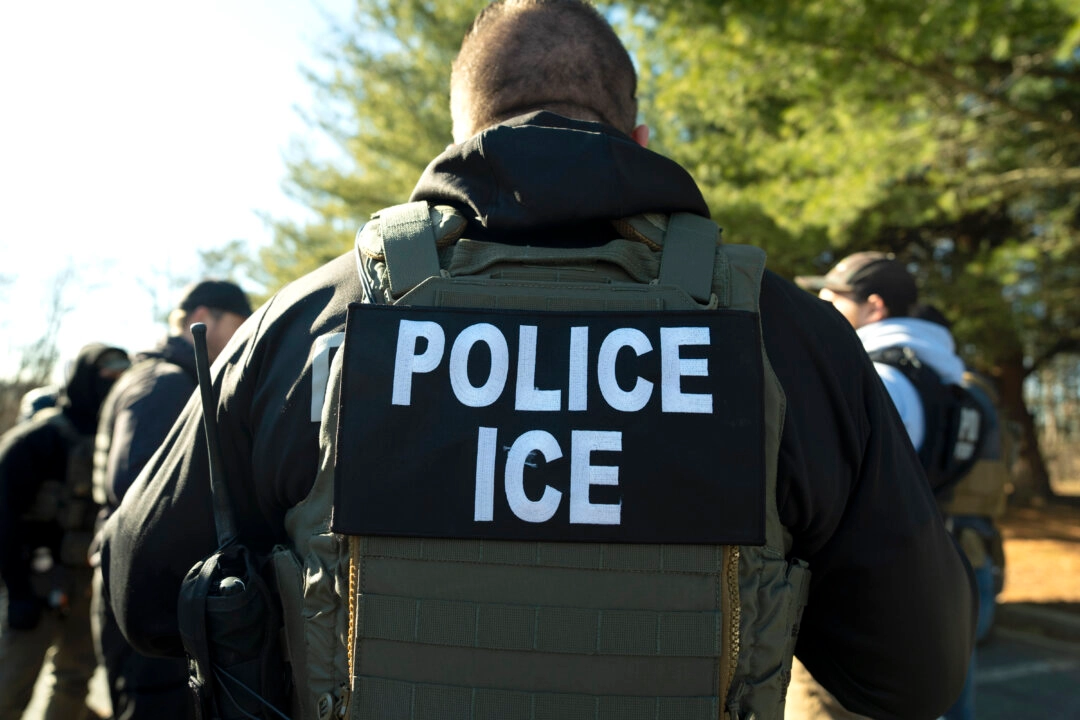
[795,255,978,720]
[0,342,130,720]
[89,279,251,720]
[797,252,966,452]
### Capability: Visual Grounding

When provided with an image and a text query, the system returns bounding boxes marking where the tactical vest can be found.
[23,408,98,566]
[868,347,987,496]
[273,203,810,720]
[940,372,1011,519]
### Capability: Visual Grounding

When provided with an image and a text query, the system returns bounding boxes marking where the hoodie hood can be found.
[59,343,130,433]
[410,112,709,245]
[858,318,966,384]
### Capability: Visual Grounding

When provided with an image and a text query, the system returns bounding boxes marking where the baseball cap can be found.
[795,251,917,316]
[178,279,252,318]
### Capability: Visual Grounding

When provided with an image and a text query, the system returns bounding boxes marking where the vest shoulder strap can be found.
[361,202,725,305]
[378,201,443,297]
[658,212,720,303]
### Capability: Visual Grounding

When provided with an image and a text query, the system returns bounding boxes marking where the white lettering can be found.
[515,325,562,411]
[473,427,497,521]
[310,331,345,422]
[388,320,716,414]
[569,430,622,525]
[505,430,563,523]
[568,327,589,411]
[661,327,712,414]
[953,408,982,461]
[392,321,445,406]
[597,328,654,412]
[449,323,509,407]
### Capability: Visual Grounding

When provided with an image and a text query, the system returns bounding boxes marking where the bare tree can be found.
[0,266,76,432]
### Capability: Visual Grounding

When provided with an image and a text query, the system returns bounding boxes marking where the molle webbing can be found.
[349,537,735,720]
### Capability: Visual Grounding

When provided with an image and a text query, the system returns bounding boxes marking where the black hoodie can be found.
[0,342,127,603]
[102,113,974,720]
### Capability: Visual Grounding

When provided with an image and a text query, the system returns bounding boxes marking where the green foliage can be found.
[264,1,481,288]
[631,0,1080,373]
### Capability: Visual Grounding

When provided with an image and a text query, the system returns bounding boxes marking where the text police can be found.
[390,318,714,526]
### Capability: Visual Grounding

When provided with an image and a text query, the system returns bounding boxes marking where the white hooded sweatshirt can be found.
[857,317,966,452]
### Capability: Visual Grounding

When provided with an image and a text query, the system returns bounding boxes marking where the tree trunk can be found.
[996,354,1056,505]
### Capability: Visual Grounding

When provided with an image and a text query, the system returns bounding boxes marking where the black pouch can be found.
[178,543,290,719]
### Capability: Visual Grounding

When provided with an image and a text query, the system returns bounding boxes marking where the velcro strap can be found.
[380,202,442,298]
[658,213,719,303]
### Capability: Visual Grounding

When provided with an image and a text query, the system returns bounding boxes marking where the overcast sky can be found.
[0,0,354,382]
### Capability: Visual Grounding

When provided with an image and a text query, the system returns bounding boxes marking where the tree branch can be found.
[1024,336,1080,378]
[868,47,1080,144]
[967,166,1080,196]
[763,28,1080,143]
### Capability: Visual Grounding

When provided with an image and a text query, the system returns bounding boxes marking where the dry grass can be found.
[998,504,1080,604]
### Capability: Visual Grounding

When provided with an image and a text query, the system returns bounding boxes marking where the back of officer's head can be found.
[451,0,638,142]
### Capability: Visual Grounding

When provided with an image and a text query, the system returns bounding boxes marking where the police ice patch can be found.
[331,303,767,544]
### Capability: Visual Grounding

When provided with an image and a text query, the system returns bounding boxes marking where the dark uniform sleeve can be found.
[760,273,976,720]
[102,259,359,658]
[100,316,276,658]
[97,269,347,659]
[100,400,213,655]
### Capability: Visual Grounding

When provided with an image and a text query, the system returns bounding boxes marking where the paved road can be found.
[976,627,1080,719]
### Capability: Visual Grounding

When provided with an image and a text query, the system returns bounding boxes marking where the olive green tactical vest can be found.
[274,203,810,720]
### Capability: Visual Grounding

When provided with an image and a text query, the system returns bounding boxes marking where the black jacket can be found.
[95,335,198,511]
[102,113,974,720]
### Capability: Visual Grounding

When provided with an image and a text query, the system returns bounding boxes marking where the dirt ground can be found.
[997,502,1080,605]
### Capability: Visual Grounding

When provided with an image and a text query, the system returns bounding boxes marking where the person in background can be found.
[91,279,251,720]
[0,342,129,720]
[797,253,979,720]
[911,302,1010,644]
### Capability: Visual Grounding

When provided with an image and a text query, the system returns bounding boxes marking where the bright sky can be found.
[0,0,354,383]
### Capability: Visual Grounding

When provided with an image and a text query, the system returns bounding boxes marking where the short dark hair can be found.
[450,0,638,141]
[177,279,252,318]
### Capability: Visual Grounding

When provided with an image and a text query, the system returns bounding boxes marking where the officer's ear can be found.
[631,124,649,148]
